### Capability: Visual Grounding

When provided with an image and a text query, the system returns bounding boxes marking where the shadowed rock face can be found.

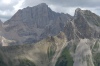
[74,8,100,39]
[1,3,100,45]
[1,3,72,45]
[64,8,100,41]
[0,4,100,45]
[64,21,75,41]
[74,9,93,39]
[0,3,100,66]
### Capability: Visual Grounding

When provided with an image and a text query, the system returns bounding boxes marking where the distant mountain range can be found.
[0,3,100,66]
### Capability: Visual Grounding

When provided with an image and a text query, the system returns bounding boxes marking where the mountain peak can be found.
[36,3,48,8]
[75,8,93,15]
[38,3,47,6]
[74,8,82,18]
[75,8,81,12]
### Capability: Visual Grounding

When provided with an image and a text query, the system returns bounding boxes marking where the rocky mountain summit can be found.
[1,3,72,45]
[0,3,100,66]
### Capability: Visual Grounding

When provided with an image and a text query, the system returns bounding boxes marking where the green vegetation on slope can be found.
[18,59,36,66]
[93,40,99,49]
[0,53,7,66]
[47,36,57,61]
[55,47,74,66]
[47,45,56,60]
[92,40,100,66]
[0,54,36,66]
[93,53,100,66]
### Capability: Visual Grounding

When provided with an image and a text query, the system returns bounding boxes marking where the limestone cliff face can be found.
[74,8,100,39]
[64,8,100,41]
[2,3,72,45]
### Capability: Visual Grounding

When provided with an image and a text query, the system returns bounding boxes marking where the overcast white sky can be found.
[0,0,100,22]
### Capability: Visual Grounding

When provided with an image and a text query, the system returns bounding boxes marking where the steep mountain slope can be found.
[74,8,100,39]
[1,3,72,45]
[64,8,100,41]
[0,34,100,66]
[56,8,100,66]
[0,3,100,66]
[0,32,67,66]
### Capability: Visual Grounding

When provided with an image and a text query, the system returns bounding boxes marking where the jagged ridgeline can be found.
[0,3,100,66]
